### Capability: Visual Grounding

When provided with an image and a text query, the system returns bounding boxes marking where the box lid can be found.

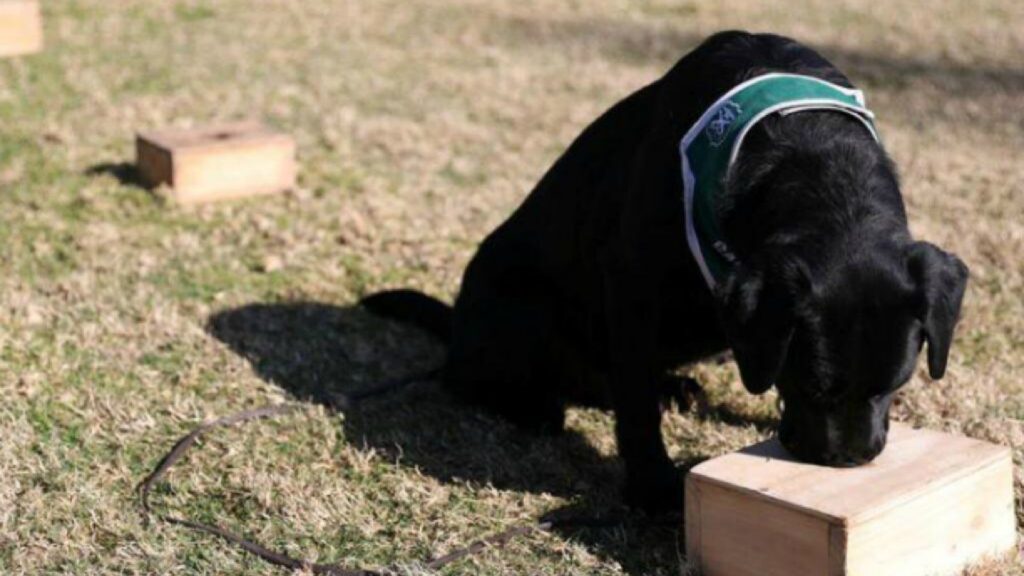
[136,121,292,153]
[688,423,1010,526]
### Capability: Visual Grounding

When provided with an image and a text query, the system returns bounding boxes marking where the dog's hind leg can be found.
[442,250,571,434]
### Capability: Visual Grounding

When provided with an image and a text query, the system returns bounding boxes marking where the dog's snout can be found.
[781,423,887,467]
[820,451,865,467]
[825,432,887,466]
[864,433,887,460]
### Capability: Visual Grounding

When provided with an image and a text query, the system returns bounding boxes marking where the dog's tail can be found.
[360,289,453,345]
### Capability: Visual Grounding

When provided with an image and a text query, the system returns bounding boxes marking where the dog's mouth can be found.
[780,434,875,467]
[778,414,883,467]
[776,393,889,467]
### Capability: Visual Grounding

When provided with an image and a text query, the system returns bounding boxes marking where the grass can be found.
[0,0,1021,574]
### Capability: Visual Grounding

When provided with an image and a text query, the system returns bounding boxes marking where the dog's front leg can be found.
[605,261,681,514]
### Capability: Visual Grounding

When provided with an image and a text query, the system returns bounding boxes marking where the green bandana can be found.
[679,73,879,291]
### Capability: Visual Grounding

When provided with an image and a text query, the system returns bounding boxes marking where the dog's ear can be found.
[906,242,969,379]
[720,263,802,395]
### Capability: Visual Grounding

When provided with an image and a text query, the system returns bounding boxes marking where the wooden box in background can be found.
[136,122,296,204]
[0,0,43,57]
[685,424,1016,576]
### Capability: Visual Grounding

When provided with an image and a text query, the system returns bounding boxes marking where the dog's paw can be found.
[623,462,684,517]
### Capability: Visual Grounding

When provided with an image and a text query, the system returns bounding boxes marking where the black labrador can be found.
[362,30,969,513]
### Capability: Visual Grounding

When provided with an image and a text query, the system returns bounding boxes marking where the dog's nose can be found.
[853,447,879,464]
[781,433,882,467]
[863,435,887,460]
[821,452,868,467]
[821,443,884,468]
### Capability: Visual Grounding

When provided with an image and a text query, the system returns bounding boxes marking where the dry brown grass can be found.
[0,0,1021,574]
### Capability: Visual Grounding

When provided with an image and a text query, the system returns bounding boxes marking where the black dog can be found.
[362,31,968,513]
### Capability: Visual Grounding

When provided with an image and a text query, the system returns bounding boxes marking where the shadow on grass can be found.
[208,301,622,499]
[207,301,762,574]
[493,12,1024,98]
[84,162,149,189]
[490,11,1024,149]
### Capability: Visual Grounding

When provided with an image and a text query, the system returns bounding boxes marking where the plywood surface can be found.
[135,121,296,203]
[136,121,292,153]
[844,456,1016,575]
[688,424,1010,525]
[0,0,43,57]
[690,480,831,576]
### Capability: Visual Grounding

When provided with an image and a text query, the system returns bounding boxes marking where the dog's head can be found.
[720,240,968,466]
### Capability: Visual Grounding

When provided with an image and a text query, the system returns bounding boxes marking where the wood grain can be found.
[688,424,1010,524]
[694,481,831,576]
[685,425,1017,576]
[136,122,296,204]
[0,0,43,57]
[842,457,1016,576]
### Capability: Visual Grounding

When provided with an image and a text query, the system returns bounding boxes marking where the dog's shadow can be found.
[208,301,625,497]
[208,301,742,573]
[84,162,148,189]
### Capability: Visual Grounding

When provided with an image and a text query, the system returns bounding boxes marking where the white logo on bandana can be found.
[705,101,742,147]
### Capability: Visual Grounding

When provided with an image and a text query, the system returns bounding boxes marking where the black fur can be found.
[362,31,969,513]
[361,289,452,344]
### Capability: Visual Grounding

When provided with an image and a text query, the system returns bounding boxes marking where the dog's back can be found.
[458,32,867,365]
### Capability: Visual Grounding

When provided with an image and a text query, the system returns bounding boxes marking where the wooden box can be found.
[136,122,296,204]
[0,0,43,57]
[685,424,1017,576]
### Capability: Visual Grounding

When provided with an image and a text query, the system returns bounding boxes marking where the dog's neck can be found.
[719,110,909,275]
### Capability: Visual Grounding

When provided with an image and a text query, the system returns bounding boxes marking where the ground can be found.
[1,1,1022,574]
